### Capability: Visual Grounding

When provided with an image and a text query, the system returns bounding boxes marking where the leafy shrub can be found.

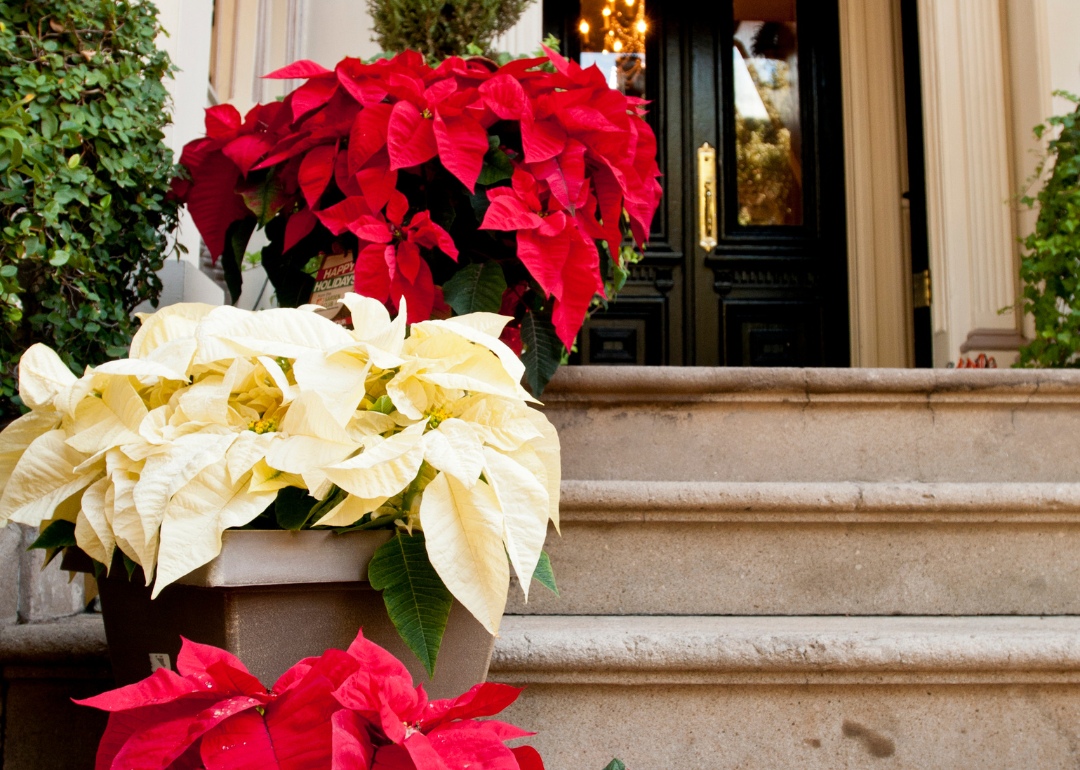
[368,0,535,62]
[1017,93,1080,367]
[0,0,178,421]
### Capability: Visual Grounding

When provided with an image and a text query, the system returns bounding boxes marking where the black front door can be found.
[549,0,850,366]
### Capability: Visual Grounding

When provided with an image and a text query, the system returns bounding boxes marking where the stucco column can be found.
[917,0,1023,366]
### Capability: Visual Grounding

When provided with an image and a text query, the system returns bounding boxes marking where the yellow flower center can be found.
[247,418,278,434]
[425,406,451,429]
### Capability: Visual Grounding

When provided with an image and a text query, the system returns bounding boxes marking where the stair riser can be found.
[511,520,1080,615]
[546,399,1080,483]
[495,681,1080,770]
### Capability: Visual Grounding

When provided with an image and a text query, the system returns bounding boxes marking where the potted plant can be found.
[0,294,560,696]
[78,626,548,769]
[171,46,662,395]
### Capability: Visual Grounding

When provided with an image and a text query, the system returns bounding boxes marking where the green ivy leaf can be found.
[520,310,562,396]
[48,249,69,266]
[367,531,454,678]
[442,261,507,315]
[602,761,627,770]
[533,550,559,596]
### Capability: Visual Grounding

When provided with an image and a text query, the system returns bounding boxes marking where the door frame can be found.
[546,0,914,367]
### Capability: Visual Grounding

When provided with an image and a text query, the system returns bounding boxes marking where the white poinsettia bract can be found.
[0,295,559,635]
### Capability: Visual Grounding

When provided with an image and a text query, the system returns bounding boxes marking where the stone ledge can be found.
[543,365,1080,403]
[560,480,1080,522]
[490,616,1080,685]
[0,615,108,667]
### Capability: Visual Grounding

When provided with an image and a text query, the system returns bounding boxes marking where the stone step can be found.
[542,367,1080,483]
[490,615,1080,770]
[508,480,1080,615]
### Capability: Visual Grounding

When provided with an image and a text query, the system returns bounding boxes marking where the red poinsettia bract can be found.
[173,43,662,352]
[76,630,542,770]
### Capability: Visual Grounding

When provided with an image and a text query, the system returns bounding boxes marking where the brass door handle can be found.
[698,142,717,251]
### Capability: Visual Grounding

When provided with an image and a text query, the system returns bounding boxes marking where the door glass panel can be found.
[577,0,647,98]
[733,0,802,225]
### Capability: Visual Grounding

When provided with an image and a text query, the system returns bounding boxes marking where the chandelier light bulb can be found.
[636,19,647,32]
[625,0,634,7]
[579,19,590,34]
[613,40,623,51]
[602,7,611,15]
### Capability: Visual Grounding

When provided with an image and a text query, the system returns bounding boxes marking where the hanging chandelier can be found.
[579,0,647,55]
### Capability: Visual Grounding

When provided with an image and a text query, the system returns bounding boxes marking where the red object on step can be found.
[76,629,543,770]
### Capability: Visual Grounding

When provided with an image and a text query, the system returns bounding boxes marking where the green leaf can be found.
[370,394,395,414]
[520,310,563,396]
[442,261,507,315]
[275,486,320,530]
[602,761,627,770]
[367,531,454,678]
[237,174,289,226]
[222,217,256,305]
[0,265,16,277]
[67,153,81,169]
[122,552,139,581]
[40,110,58,140]
[533,550,559,596]
[476,140,515,186]
[48,249,70,266]
[27,519,77,550]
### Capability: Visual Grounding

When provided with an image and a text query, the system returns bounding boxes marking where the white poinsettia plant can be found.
[0,294,559,675]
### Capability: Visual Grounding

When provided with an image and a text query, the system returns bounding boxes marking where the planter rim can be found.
[64,529,394,588]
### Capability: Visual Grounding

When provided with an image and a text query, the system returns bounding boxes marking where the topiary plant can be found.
[0,0,178,422]
[1017,92,1080,367]
[367,0,535,62]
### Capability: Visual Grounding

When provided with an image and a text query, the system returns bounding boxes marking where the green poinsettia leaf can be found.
[520,310,562,396]
[27,519,77,568]
[122,552,139,581]
[367,531,454,678]
[477,137,515,186]
[274,486,316,530]
[222,217,256,306]
[533,550,559,597]
[27,519,77,550]
[443,261,507,316]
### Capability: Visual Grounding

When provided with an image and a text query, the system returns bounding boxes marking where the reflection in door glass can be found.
[733,0,802,225]
[577,0,647,98]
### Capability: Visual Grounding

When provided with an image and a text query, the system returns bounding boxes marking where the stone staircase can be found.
[489,367,1080,769]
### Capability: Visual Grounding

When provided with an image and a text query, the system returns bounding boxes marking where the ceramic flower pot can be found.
[64,530,495,700]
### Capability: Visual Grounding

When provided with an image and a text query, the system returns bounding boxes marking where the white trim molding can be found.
[839,0,912,367]
[918,0,1021,366]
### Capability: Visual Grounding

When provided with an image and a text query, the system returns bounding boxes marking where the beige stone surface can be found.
[499,682,1080,770]
[17,525,84,623]
[491,616,1080,683]
[0,525,20,624]
[508,518,1080,615]
[0,614,108,666]
[542,367,1080,483]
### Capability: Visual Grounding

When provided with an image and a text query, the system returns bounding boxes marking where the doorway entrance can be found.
[549,0,850,366]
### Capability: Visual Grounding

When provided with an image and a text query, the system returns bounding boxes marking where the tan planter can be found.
[64,530,494,700]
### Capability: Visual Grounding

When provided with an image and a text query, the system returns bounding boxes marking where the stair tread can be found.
[559,479,1080,519]
[492,615,1080,677]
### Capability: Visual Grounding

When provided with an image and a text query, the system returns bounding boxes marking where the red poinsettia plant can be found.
[77,628,545,770]
[172,45,662,393]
